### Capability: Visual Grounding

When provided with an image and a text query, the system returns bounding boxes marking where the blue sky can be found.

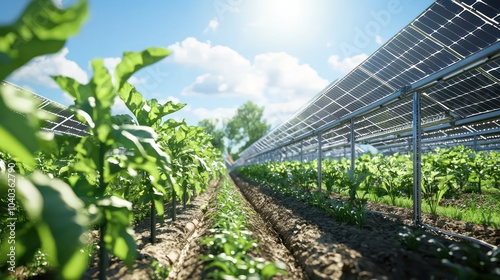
[2,0,435,127]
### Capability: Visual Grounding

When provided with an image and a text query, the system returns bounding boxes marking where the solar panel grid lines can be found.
[236,0,500,164]
[1,80,91,137]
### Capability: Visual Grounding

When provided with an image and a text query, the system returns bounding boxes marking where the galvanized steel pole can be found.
[350,119,355,171]
[413,91,422,226]
[317,134,323,192]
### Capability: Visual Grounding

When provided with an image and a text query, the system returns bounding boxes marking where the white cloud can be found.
[166,37,328,126]
[327,53,369,73]
[128,76,146,85]
[189,106,237,121]
[204,18,219,33]
[157,95,181,105]
[167,37,265,99]
[111,96,130,116]
[10,47,88,88]
[375,35,383,45]
[166,96,180,103]
[62,92,75,105]
[51,0,62,8]
[103,57,121,74]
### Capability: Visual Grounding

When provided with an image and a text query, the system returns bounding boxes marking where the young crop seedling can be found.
[201,177,287,279]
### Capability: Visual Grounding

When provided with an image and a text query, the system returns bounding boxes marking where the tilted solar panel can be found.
[238,0,500,163]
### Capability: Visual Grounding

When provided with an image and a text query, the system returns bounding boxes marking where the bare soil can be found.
[231,173,499,280]
[82,181,219,280]
[25,174,498,280]
[81,177,306,280]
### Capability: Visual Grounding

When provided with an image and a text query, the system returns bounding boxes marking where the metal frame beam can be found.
[237,42,500,164]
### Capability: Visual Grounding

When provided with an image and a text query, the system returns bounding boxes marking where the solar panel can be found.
[2,80,90,137]
[238,0,500,164]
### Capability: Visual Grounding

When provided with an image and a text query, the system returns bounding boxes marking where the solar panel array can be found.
[238,0,500,164]
[2,81,90,137]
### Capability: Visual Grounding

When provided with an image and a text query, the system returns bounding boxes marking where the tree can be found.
[198,118,225,152]
[225,101,270,159]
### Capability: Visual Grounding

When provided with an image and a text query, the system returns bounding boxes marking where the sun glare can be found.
[249,0,316,40]
[265,0,304,30]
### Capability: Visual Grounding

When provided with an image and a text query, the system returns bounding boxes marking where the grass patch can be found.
[356,191,500,228]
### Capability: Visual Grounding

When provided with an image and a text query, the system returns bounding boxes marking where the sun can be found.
[264,0,305,30]
[240,0,324,48]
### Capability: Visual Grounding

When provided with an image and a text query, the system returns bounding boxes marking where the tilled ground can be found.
[227,180,307,280]
[82,181,220,279]
[81,177,306,279]
[171,178,306,280]
[231,173,499,280]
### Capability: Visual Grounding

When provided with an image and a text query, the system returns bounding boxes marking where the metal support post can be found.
[318,134,323,192]
[350,119,356,171]
[413,91,422,226]
[300,141,304,162]
[473,135,478,151]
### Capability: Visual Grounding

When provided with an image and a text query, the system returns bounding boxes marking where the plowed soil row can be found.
[82,181,220,279]
[167,177,306,280]
[82,177,306,279]
[231,173,497,279]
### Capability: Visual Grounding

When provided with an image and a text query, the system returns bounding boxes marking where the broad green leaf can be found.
[0,0,88,80]
[160,100,186,117]
[0,104,36,165]
[11,173,88,279]
[115,48,171,90]
[118,82,147,121]
[118,82,186,129]
[113,124,171,177]
[152,189,165,217]
[112,114,137,125]
[52,75,89,104]
[89,59,115,112]
[0,84,54,166]
[98,196,137,267]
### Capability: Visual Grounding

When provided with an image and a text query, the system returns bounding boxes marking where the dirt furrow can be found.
[227,178,308,280]
[82,180,219,279]
[231,173,460,280]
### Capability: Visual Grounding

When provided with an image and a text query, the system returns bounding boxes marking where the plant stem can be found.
[98,144,108,280]
[150,198,156,243]
[172,189,177,221]
[98,222,108,280]
[183,181,187,209]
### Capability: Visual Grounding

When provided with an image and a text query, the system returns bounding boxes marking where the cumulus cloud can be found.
[102,57,121,74]
[10,47,88,88]
[51,0,62,8]
[189,106,237,121]
[128,76,147,85]
[204,18,219,33]
[327,53,369,73]
[112,96,130,115]
[375,35,383,45]
[166,37,328,126]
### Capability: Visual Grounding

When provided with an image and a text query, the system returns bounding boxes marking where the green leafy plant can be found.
[396,226,426,251]
[201,177,287,279]
[0,1,225,279]
[148,259,171,280]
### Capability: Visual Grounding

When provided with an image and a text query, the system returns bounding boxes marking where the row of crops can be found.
[236,145,500,228]
[201,177,286,279]
[0,1,225,279]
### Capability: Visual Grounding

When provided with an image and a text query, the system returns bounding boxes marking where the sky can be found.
[1,0,436,128]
